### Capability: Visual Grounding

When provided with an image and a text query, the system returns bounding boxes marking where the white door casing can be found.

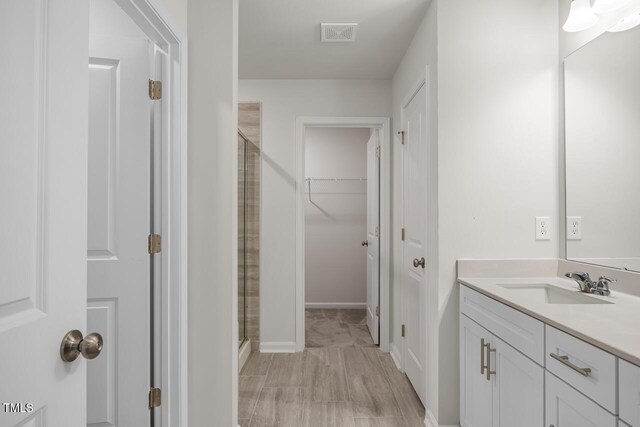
[0,0,89,426]
[401,83,427,403]
[87,34,152,426]
[366,130,380,344]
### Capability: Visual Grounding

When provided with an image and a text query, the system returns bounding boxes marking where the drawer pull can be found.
[550,353,592,377]
[486,342,496,381]
[481,338,488,375]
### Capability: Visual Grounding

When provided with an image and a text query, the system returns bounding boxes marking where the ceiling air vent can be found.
[321,23,358,43]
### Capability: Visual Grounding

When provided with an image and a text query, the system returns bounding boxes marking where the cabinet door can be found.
[545,371,617,427]
[460,314,493,427]
[491,336,544,427]
[620,359,640,426]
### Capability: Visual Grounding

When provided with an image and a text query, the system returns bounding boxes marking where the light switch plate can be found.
[567,216,582,240]
[536,217,551,241]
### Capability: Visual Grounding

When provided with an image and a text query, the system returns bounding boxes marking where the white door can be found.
[87,34,152,426]
[0,0,90,426]
[459,315,492,427]
[365,130,380,344]
[492,336,543,427]
[401,83,427,403]
[545,372,617,427]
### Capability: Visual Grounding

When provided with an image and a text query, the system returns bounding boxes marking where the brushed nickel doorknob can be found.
[361,240,368,247]
[60,330,103,362]
[413,257,425,268]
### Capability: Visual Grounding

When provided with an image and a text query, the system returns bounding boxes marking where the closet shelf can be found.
[305,177,367,202]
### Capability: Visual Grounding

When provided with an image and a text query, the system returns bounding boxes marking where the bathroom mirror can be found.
[564,24,640,272]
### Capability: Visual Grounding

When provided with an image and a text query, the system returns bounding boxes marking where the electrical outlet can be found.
[536,217,551,241]
[567,216,582,240]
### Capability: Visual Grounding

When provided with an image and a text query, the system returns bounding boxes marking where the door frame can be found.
[99,1,188,426]
[295,116,391,352]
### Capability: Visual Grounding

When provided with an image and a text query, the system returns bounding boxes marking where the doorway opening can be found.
[304,127,380,348]
[295,117,391,353]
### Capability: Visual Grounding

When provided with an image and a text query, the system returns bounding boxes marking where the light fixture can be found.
[592,0,628,14]
[608,8,640,31]
[563,0,599,32]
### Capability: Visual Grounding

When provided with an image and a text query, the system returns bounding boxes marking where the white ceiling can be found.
[239,0,430,80]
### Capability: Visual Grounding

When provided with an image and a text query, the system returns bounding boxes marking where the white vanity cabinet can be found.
[460,283,639,427]
[460,289,544,427]
[620,359,640,426]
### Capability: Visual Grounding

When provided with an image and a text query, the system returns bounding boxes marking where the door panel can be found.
[545,372,617,427]
[87,35,151,426]
[0,0,89,425]
[492,336,543,427]
[402,84,427,403]
[459,315,492,427]
[366,130,380,344]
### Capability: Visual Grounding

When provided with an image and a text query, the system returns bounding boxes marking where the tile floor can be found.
[238,309,425,426]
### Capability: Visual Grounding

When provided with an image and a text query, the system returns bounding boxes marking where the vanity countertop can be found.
[458,275,640,367]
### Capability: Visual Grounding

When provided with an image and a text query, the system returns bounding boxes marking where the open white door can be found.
[365,130,380,344]
[86,33,153,426]
[402,84,427,404]
[0,0,90,425]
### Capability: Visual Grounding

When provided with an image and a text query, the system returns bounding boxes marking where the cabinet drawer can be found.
[546,371,617,427]
[546,326,617,413]
[460,285,544,365]
[620,359,640,426]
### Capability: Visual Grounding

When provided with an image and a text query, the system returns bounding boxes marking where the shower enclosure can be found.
[238,129,260,348]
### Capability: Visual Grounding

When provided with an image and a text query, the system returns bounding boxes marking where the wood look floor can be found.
[239,309,425,427]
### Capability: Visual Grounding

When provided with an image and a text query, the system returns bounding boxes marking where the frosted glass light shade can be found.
[608,9,640,32]
[593,0,628,14]
[563,0,599,32]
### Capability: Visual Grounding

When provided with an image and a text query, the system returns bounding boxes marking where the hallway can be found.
[238,309,425,426]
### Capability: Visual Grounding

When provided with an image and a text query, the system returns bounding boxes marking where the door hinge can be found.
[401,324,406,337]
[375,306,380,317]
[149,387,161,409]
[148,234,161,254]
[375,226,379,237]
[397,131,405,145]
[376,146,381,158]
[401,228,405,241]
[149,79,162,100]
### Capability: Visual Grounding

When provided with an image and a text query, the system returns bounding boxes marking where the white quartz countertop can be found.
[458,276,640,366]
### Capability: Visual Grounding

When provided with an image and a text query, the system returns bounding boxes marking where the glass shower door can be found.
[238,132,247,347]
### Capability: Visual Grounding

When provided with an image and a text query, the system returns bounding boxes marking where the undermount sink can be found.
[497,283,613,305]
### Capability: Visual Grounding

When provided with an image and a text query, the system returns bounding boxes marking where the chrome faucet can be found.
[565,272,615,296]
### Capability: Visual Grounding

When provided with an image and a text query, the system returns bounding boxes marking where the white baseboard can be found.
[425,408,459,427]
[305,302,367,309]
[259,341,297,353]
[390,342,402,370]
[238,339,251,372]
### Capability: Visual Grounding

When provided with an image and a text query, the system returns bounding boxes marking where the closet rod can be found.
[305,177,367,181]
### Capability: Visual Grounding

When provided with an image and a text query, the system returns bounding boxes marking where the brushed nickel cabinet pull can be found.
[481,338,487,375]
[486,342,496,381]
[550,353,592,377]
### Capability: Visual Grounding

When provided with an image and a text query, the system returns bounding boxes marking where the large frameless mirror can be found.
[564,22,640,271]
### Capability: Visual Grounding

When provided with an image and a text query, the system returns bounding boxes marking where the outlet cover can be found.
[536,217,551,241]
[567,216,582,240]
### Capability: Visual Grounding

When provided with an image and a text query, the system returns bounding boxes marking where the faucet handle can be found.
[593,276,615,296]
[597,276,616,286]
